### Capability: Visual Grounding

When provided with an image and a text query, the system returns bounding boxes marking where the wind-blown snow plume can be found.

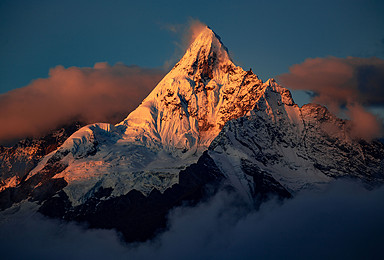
[163,18,208,69]
[279,56,384,140]
[0,63,164,145]
[186,19,209,46]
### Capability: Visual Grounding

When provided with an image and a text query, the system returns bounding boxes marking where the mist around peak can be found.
[279,56,384,140]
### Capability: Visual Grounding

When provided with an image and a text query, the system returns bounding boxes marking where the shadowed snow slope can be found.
[209,79,384,202]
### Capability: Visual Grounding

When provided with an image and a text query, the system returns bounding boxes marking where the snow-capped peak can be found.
[171,26,233,75]
[117,26,264,153]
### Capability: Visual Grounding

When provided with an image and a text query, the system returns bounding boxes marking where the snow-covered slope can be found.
[208,79,384,202]
[24,26,266,205]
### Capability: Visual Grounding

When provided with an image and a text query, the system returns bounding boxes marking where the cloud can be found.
[134,182,384,259]
[1,181,383,260]
[279,56,384,107]
[278,56,384,140]
[0,206,129,260]
[0,63,165,145]
[347,103,383,140]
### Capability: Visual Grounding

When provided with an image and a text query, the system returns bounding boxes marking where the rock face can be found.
[0,122,83,192]
[1,26,383,243]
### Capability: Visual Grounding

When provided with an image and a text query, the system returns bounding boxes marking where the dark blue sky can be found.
[1,0,384,94]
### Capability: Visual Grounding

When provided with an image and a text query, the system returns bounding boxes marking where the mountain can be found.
[1,26,383,242]
[208,79,384,202]
[0,122,84,192]
[9,27,266,207]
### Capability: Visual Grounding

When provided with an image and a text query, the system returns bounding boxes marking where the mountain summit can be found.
[171,26,232,75]
[118,26,263,152]
[1,27,383,243]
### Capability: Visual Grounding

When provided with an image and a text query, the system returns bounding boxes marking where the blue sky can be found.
[1,0,383,94]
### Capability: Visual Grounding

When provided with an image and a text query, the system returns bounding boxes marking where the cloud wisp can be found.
[0,63,165,145]
[278,56,384,140]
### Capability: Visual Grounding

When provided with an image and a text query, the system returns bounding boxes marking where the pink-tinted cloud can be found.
[347,103,383,141]
[0,63,164,144]
[278,56,384,140]
[279,57,384,107]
